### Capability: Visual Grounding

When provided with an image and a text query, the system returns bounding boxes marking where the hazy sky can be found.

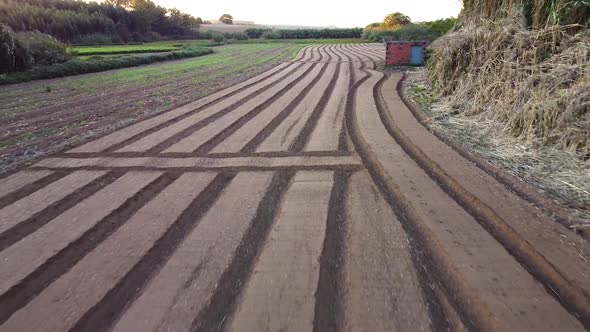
[149,0,463,27]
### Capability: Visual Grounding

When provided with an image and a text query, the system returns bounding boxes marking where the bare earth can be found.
[0,44,589,331]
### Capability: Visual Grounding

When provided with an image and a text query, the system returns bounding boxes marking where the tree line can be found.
[362,13,457,42]
[0,0,203,43]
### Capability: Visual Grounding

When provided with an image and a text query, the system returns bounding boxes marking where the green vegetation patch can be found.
[0,47,213,85]
[73,45,179,56]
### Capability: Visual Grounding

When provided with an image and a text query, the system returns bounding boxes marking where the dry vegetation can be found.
[416,1,590,221]
[428,21,589,158]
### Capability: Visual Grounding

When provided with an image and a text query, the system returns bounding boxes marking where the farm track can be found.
[0,44,588,331]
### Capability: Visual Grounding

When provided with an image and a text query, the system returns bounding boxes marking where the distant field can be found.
[0,43,304,173]
[199,24,338,33]
[71,40,212,55]
[199,24,260,33]
[234,38,369,44]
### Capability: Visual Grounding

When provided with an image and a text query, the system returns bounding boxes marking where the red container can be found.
[385,41,427,66]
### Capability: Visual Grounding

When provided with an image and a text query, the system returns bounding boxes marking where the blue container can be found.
[410,46,423,65]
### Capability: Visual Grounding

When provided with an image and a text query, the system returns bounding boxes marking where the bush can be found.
[211,32,224,43]
[270,28,363,39]
[364,22,453,42]
[72,33,115,45]
[15,31,69,65]
[0,24,16,73]
[261,30,281,39]
[244,28,271,38]
[230,32,248,40]
[0,47,214,84]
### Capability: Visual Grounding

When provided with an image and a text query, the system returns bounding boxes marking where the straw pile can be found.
[428,18,589,158]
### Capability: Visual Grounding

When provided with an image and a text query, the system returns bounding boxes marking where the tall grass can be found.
[461,0,590,28]
[427,1,590,158]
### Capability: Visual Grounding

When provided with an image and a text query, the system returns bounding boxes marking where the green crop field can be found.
[71,40,213,55]
[71,38,366,56]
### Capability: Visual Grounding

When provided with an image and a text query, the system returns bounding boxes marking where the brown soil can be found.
[0,44,588,332]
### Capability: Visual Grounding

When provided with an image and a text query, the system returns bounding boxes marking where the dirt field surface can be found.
[0,43,300,175]
[1,44,589,331]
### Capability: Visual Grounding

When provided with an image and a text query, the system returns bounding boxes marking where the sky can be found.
[149,0,463,27]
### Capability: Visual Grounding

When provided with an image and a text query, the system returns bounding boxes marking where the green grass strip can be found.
[0,47,214,85]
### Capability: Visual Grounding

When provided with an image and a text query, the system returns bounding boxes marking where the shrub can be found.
[244,28,271,38]
[0,46,214,84]
[271,28,363,39]
[364,22,452,42]
[261,30,281,39]
[0,24,16,73]
[72,33,115,45]
[230,32,248,40]
[211,32,224,43]
[15,31,69,65]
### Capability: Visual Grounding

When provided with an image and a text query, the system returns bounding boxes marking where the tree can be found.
[105,0,131,7]
[383,12,411,29]
[0,24,16,73]
[219,14,233,24]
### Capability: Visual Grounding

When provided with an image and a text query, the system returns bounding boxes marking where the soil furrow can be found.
[199,62,328,154]
[0,171,106,235]
[0,171,123,253]
[111,171,274,332]
[291,62,342,151]
[237,63,334,153]
[99,62,302,153]
[191,171,294,332]
[344,64,496,331]
[161,63,317,153]
[0,172,217,332]
[376,74,590,326]
[71,173,234,332]
[0,172,173,325]
[350,64,585,331]
[312,172,349,332]
[397,73,588,235]
[0,171,65,210]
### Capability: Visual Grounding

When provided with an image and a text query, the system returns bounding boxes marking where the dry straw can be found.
[428,13,589,158]
[423,3,589,219]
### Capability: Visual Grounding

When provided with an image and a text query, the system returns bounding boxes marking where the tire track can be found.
[149,63,316,153]
[313,171,349,332]
[343,62,495,331]
[375,74,590,327]
[191,171,295,332]
[196,62,329,154]
[0,171,123,252]
[0,172,175,325]
[289,62,342,151]
[110,63,305,153]
[0,171,66,210]
[71,173,234,332]
[69,61,296,153]
[0,173,218,332]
